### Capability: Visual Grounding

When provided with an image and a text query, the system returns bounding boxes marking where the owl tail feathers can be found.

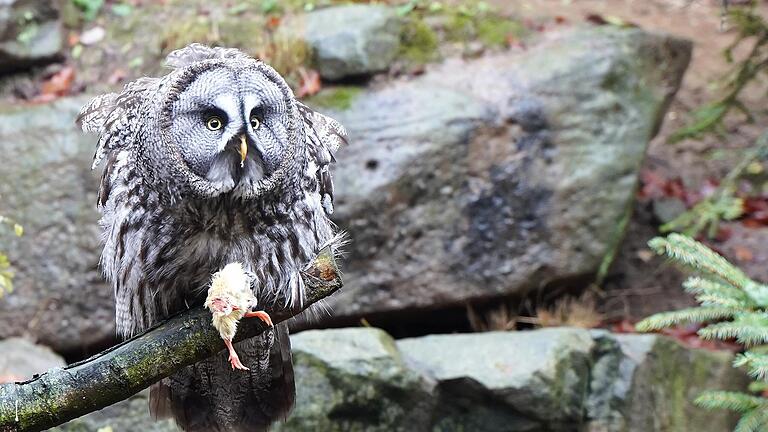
[149,324,295,432]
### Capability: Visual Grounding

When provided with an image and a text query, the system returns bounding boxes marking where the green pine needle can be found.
[649,234,751,289]
[649,234,768,306]
[735,408,768,432]
[635,306,738,332]
[734,352,768,380]
[698,316,768,346]
[695,390,764,413]
[684,276,755,308]
[748,381,768,393]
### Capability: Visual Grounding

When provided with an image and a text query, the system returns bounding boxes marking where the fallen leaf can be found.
[666,178,687,202]
[714,226,733,242]
[638,169,667,199]
[636,249,654,262]
[266,15,281,30]
[32,66,76,102]
[67,32,80,47]
[734,245,754,262]
[610,319,635,333]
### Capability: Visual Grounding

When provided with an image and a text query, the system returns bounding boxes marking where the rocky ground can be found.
[50,327,745,432]
[0,0,764,431]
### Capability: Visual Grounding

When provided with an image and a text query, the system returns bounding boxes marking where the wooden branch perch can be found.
[0,247,342,432]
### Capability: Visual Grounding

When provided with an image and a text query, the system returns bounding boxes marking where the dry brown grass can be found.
[466,301,518,332]
[536,293,603,329]
[467,291,604,332]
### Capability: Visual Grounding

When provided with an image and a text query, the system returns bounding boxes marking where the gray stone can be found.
[0,97,112,354]
[51,390,180,432]
[0,0,63,72]
[586,330,746,432]
[321,27,692,322]
[296,5,402,80]
[398,328,594,431]
[0,337,65,382]
[652,196,687,224]
[47,328,746,431]
[274,327,434,432]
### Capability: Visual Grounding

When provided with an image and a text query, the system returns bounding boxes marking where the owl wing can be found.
[297,102,347,215]
[77,77,160,205]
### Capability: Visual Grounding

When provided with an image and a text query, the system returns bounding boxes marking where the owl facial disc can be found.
[161,58,302,200]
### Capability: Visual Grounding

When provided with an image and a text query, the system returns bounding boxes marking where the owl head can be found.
[79,44,313,202]
[161,45,304,199]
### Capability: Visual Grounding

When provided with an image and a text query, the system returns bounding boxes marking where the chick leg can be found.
[224,338,249,371]
[244,310,273,327]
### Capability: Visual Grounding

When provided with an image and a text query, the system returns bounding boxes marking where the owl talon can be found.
[244,310,273,327]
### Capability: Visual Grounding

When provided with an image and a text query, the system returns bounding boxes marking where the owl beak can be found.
[238,134,248,168]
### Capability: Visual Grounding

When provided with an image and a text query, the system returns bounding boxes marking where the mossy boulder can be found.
[288,5,403,80]
[586,331,747,432]
[324,26,693,322]
[398,328,595,431]
[274,328,434,432]
[303,86,362,111]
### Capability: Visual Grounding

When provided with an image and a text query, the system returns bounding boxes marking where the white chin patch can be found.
[205,152,237,193]
[240,156,265,184]
[206,151,266,195]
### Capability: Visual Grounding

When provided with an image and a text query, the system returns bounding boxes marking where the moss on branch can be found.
[0,247,342,432]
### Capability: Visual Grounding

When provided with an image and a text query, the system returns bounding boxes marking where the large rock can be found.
[0,338,65,382]
[275,328,434,431]
[0,97,112,354]
[321,27,692,321]
[586,331,745,432]
[398,328,594,431]
[294,5,402,80]
[397,328,745,431]
[0,0,63,73]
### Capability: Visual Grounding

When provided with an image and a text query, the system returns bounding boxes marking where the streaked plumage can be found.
[77,44,346,432]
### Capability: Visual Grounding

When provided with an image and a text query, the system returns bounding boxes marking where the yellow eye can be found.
[250,115,260,129]
[206,116,223,131]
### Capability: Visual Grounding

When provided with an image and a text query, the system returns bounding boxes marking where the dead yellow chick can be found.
[204,262,273,370]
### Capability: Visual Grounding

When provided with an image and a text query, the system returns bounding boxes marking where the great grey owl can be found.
[77,44,345,431]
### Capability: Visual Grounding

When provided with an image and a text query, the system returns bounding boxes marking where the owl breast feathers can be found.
[77,44,346,432]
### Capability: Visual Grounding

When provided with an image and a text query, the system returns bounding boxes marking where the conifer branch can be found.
[635,306,738,331]
[694,390,764,413]
[640,234,768,425]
